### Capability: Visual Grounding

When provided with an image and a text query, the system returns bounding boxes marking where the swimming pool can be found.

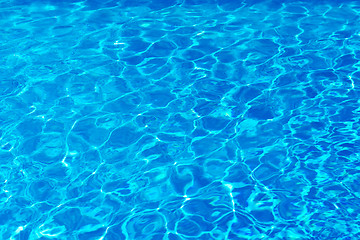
[1,0,360,239]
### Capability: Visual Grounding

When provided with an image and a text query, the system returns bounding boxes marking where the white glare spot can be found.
[114,41,125,45]
[15,226,24,234]
[69,151,78,156]
[348,76,355,89]
[183,195,190,201]
[224,183,233,191]
[61,156,69,167]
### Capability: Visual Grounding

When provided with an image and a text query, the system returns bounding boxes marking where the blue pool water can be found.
[1,0,360,239]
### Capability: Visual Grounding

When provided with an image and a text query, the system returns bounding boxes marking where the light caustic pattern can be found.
[0,0,360,239]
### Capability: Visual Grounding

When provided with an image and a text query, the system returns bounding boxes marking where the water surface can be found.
[1,0,360,239]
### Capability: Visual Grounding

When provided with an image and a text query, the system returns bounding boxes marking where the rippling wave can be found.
[1,0,360,239]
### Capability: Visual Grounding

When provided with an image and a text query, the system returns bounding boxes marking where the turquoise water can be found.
[1,0,360,239]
